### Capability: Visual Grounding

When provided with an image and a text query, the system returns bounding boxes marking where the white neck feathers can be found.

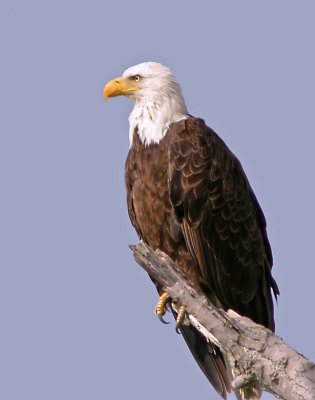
[129,91,188,146]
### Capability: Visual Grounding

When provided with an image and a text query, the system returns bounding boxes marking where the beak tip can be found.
[103,86,110,102]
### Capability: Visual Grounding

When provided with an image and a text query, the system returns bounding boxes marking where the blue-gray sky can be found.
[1,1,314,399]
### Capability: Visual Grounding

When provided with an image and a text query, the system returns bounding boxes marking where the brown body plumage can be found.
[125,118,278,398]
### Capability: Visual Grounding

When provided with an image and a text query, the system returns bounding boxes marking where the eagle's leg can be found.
[175,305,186,333]
[155,291,170,324]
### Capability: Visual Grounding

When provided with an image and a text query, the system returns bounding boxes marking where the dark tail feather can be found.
[179,323,231,399]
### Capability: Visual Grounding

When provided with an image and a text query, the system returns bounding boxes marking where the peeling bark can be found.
[130,242,315,400]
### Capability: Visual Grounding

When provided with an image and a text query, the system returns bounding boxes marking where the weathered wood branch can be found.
[130,242,315,400]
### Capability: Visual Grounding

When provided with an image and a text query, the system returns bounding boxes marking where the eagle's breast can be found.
[125,128,178,250]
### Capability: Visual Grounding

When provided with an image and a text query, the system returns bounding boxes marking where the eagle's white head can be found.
[104,62,189,146]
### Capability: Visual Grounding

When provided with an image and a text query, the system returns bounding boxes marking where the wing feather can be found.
[168,118,279,330]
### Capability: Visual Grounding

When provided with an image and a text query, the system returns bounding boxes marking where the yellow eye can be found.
[134,75,141,82]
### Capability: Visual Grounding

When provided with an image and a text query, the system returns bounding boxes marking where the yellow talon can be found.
[155,292,170,324]
[175,305,186,333]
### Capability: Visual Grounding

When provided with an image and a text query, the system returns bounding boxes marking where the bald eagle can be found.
[103,62,279,400]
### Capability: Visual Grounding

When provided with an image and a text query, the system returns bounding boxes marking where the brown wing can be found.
[168,117,279,330]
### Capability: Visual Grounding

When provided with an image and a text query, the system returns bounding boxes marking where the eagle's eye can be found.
[132,75,141,82]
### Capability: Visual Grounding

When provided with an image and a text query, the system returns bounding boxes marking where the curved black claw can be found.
[175,324,182,334]
[158,315,170,324]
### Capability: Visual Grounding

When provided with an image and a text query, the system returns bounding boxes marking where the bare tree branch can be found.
[130,242,315,400]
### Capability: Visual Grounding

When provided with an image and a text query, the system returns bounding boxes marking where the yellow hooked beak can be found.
[103,76,140,100]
